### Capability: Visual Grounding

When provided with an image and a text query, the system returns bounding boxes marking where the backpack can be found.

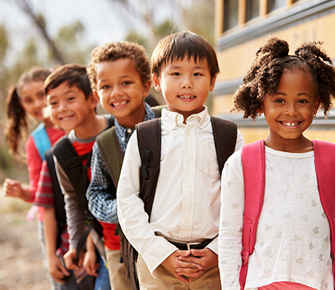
[51,116,115,261]
[240,139,335,289]
[31,123,52,160]
[97,112,237,290]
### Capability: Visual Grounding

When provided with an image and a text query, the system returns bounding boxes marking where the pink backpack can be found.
[240,140,335,289]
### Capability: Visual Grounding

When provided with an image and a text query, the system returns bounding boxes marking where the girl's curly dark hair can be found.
[233,37,335,119]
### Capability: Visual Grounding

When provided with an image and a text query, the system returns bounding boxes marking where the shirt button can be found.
[187,131,191,136]
[127,128,132,134]
[187,187,191,192]
[186,157,191,163]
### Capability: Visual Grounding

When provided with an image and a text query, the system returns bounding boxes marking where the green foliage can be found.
[125,30,149,51]
[155,19,179,41]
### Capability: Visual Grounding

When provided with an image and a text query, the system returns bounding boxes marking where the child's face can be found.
[20,81,47,121]
[260,69,319,149]
[94,59,150,120]
[46,82,97,132]
[152,56,216,121]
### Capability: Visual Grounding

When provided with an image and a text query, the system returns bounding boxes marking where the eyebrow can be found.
[168,65,206,70]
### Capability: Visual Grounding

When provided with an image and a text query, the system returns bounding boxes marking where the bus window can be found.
[224,0,238,31]
[267,0,285,12]
[246,0,259,21]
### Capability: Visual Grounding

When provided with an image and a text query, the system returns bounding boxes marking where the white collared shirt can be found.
[117,107,244,275]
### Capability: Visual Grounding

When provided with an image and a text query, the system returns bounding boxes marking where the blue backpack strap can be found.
[240,140,266,289]
[31,123,51,161]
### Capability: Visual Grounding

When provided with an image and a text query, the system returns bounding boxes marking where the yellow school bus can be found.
[213,0,335,144]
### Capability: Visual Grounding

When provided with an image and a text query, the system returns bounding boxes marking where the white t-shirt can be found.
[219,146,333,290]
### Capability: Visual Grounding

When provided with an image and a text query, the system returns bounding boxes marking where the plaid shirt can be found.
[86,103,156,223]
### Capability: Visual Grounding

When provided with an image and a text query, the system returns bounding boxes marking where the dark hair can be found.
[151,31,219,79]
[87,41,150,91]
[5,67,50,156]
[233,37,335,119]
[44,64,92,99]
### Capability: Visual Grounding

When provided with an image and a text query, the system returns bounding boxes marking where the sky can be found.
[0,0,142,47]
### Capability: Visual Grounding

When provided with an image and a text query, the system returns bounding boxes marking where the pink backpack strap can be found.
[240,140,266,289]
[313,140,335,284]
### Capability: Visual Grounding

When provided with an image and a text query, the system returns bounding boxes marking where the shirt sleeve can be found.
[25,135,43,202]
[234,129,245,152]
[86,142,118,224]
[54,156,85,250]
[219,150,244,289]
[34,160,54,207]
[117,132,177,276]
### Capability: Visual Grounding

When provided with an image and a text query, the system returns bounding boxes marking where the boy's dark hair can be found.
[87,41,150,91]
[233,37,335,119]
[151,31,220,79]
[44,64,92,99]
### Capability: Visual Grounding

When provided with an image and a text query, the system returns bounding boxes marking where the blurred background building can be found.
[213,0,335,143]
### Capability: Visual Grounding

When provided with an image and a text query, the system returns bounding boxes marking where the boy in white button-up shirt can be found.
[117,31,244,290]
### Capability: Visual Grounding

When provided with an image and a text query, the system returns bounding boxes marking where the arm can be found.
[25,135,43,202]
[2,178,31,201]
[218,151,244,290]
[86,142,117,223]
[83,234,98,277]
[117,132,177,275]
[54,157,85,251]
[44,207,70,283]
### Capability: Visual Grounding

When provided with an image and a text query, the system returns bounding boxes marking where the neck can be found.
[265,135,313,153]
[116,103,146,129]
[74,113,107,139]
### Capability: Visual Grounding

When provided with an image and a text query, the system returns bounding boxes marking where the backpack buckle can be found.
[241,248,250,265]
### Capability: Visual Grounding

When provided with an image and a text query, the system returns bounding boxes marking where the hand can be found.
[47,254,70,283]
[2,178,30,200]
[161,250,204,283]
[83,250,99,277]
[177,248,218,273]
[63,248,84,270]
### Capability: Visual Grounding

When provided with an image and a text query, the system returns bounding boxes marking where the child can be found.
[3,67,65,290]
[85,41,158,289]
[45,64,111,290]
[219,37,335,289]
[116,31,244,290]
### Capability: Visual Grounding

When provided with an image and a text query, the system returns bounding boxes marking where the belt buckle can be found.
[186,242,201,250]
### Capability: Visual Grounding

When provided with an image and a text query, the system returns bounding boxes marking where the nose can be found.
[111,85,123,98]
[285,102,298,116]
[58,100,67,112]
[35,98,47,110]
[181,76,193,89]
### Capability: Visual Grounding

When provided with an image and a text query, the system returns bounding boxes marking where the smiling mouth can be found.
[280,121,301,127]
[59,115,74,121]
[112,100,128,107]
[179,95,195,99]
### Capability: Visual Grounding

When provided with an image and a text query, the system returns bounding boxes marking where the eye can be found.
[67,96,75,101]
[171,72,180,76]
[298,99,308,104]
[100,85,110,90]
[274,98,285,104]
[194,72,203,76]
[49,101,58,106]
[122,81,132,86]
[38,93,45,99]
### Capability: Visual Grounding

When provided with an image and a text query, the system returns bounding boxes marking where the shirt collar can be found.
[161,106,210,130]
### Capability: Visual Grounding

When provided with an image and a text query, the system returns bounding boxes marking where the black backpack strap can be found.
[136,118,161,218]
[211,116,237,175]
[52,137,91,198]
[45,149,66,249]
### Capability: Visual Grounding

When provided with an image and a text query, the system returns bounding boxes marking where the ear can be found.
[209,74,217,91]
[88,92,99,109]
[142,80,151,97]
[313,96,320,116]
[152,73,161,91]
[92,90,100,101]
[257,105,264,115]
